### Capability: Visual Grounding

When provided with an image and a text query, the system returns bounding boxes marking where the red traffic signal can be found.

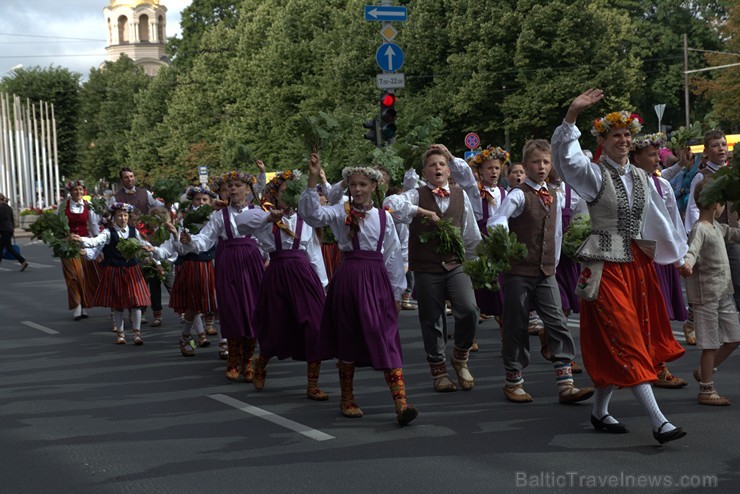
[381,92,397,108]
[380,91,397,142]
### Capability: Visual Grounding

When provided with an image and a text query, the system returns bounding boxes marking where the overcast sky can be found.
[0,0,193,79]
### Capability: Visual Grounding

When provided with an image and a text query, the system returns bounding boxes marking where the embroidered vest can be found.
[578,163,649,263]
[114,187,150,215]
[64,200,90,237]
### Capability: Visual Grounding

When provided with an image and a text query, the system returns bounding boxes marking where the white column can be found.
[51,103,60,205]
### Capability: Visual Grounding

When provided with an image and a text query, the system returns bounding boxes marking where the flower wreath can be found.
[469,145,510,167]
[65,180,86,191]
[341,166,383,183]
[185,185,217,200]
[632,132,667,151]
[591,111,643,137]
[109,202,135,213]
[262,169,302,200]
[222,170,257,185]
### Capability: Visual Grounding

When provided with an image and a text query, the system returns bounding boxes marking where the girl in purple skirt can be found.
[632,133,689,389]
[235,169,330,401]
[298,153,418,426]
[178,172,265,383]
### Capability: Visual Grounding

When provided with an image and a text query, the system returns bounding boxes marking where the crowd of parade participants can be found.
[52,89,739,444]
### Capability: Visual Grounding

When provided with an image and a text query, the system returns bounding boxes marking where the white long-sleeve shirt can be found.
[488,177,564,266]
[57,199,100,236]
[684,161,724,234]
[298,189,406,300]
[235,209,328,288]
[179,205,264,258]
[448,157,505,221]
[383,183,481,260]
[551,120,687,266]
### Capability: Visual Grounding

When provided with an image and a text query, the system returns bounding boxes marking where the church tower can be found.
[103,1,169,76]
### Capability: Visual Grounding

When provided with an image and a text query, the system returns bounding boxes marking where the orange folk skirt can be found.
[580,243,685,388]
[61,257,87,309]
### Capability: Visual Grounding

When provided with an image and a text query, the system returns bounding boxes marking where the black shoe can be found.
[591,414,629,434]
[74,315,83,321]
[653,422,686,444]
[81,313,89,319]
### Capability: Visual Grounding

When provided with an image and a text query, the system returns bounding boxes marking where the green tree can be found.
[167,0,240,71]
[0,66,82,176]
[77,56,151,181]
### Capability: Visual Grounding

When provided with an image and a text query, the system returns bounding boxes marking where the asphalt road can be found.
[1,239,739,493]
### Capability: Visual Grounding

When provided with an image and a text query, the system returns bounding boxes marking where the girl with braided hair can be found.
[298,153,418,426]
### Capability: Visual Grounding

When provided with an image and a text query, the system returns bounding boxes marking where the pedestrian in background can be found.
[0,193,29,271]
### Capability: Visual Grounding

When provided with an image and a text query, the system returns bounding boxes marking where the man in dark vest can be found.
[113,167,166,326]
[490,139,593,405]
[385,144,481,393]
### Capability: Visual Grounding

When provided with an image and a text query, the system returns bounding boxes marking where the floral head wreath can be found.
[65,180,86,191]
[263,169,303,200]
[222,170,257,185]
[185,185,217,200]
[109,202,135,213]
[208,176,224,193]
[469,145,510,167]
[341,166,383,183]
[632,132,667,151]
[591,111,643,137]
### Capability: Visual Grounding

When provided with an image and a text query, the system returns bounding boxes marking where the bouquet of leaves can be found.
[181,204,214,234]
[141,259,171,282]
[321,225,337,245]
[282,171,308,210]
[116,237,148,261]
[28,211,81,259]
[463,225,528,291]
[668,122,703,153]
[698,151,740,213]
[562,215,592,260]
[88,197,109,216]
[418,217,465,262]
[299,112,339,154]
[140,213,171,246]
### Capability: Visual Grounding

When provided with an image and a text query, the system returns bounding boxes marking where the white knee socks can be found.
[193,315,205,335]
[131,308,142,331]
[592,385,616,424]
[113,311,124,332]
[631,383,675,432]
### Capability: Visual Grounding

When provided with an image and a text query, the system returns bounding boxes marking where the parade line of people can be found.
[20,89,738,443]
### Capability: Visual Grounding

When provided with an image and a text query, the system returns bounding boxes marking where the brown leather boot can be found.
[384,368,418,426]
[252,355,269,390]
[225,338,242,381]
[242,337,257,382]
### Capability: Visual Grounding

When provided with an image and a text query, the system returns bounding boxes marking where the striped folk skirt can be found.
[169,260,217,314]
[93,265,151,309]
[61,257,89,310]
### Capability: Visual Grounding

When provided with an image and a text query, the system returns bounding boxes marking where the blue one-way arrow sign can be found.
[364,5,408,22]
[376,43,404,72]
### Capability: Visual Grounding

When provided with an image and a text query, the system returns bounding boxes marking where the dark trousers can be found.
[415,267,479,363]
[502,273,575,373]
[0,232,25,264]
[147,270,174,312]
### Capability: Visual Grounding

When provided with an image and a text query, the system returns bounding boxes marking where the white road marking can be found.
[209,393,335,442]
[0,267,10,272]
[21,321,60,335]
[27,262,54,269]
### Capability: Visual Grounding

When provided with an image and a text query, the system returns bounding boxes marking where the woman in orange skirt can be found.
[552,89,689,445]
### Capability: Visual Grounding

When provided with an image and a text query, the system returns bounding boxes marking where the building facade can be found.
[103,0,169,76]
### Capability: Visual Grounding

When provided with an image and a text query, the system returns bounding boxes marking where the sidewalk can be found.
[14,228,33,239]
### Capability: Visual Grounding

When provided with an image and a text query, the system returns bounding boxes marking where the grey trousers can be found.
[502,273,575,372]
[415,267,479,363]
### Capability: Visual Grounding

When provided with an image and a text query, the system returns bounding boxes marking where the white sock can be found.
[131,308,142,331]
[631,383,675,432]
[592,385,617,424]
[73,305,82,317]
[181,318,195,337]
[193,315,204,335]
[113,311,124,332]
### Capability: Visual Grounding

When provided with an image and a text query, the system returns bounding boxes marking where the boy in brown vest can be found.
[384,145,482,392]
[489,139,593,404]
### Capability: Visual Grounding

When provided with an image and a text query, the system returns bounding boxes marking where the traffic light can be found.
[363,117,380,147]
[380,91,397,143]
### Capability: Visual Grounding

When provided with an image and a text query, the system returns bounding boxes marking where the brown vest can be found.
[114,187,150,215]
[409,185,465,273]
[508,183,557,277]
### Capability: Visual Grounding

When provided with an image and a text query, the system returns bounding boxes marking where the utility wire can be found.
[0,32,106,41]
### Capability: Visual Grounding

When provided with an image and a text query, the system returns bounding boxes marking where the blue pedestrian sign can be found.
[464,151,479,162]
[376,43,404,72]
[364,5,408,22]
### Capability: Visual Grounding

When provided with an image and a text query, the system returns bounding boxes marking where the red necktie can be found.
[537,188,553,207]
[432,187,450,198]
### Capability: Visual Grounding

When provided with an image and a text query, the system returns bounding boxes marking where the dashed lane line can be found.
[208,393,335,442]
[21,321,60,335]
